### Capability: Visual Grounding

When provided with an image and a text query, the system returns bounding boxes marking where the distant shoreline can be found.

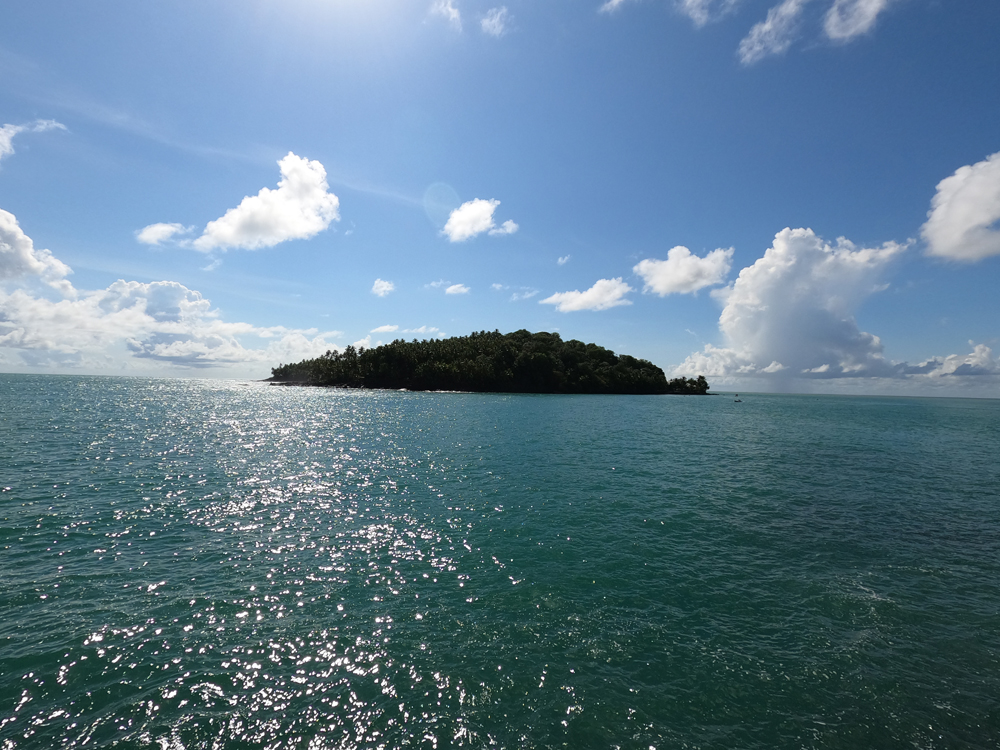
[268,330,710,396]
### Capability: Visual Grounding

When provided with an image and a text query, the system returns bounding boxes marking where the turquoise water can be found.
[1,375,999,749]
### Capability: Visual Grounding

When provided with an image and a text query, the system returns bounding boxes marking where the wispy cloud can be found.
[482,6,510,36]
[738,0,812,64]
[557,255,571,266]
[445,283,471,294]
[431,0,462,31]
[676,0,742,27]
[0,119,65,166]
[598,0,630,13]
[824,0,893,41]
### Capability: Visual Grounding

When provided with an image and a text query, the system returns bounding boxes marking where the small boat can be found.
[734,393,742,402]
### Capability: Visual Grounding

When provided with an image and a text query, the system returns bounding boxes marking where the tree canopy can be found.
[269,330,709,395]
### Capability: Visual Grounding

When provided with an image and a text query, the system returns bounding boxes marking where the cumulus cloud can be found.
[371,324,399,333]
[540,277,633,312]
[372,278,395,297]
[0,209,339,372]
[557,255,570,265]
[442,199,517,242]
[0,119,65,165]
[676,228,906,379]
[482,6,509,36]
[634,246,733,295]
[431,0,462,30]
[0,278,340,370]
[0,209,73,295]
[489,219,519,236]
[824,0,892,40]
[897,344,1000,380]
[445,283,470,294]
[191,152,339,252]
[136,222,190,246]
[352,334,381,350]
[922,151,1000,262]
[738,0,812,64]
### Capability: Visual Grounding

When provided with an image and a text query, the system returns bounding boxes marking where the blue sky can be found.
[1,0,998,394]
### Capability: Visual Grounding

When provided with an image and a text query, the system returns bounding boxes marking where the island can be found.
[268,330,709,395]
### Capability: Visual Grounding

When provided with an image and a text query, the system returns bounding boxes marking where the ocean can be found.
[1,375,998,749]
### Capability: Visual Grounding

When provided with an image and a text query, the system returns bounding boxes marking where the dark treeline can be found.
[269,330,709,395]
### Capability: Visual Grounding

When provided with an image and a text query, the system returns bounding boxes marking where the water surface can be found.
[1,376,998,748]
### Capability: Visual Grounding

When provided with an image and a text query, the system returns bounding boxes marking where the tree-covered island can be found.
[268,330,709,395]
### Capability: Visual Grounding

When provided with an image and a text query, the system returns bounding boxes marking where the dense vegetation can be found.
[269,330,709,395]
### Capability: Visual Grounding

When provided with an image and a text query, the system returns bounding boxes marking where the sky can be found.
[1,0,999,395]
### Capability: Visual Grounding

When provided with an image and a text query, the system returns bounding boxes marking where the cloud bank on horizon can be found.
[674,227,999,384]
[1,206,339,372]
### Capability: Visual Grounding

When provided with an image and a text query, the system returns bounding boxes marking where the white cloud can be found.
[136,222,190,245]
[445,283,470,295]
[0,119,65,165]
[0,278,340,370]
[901,343,1000,380]
[482,7,509,36]
[0,208,73,295]
[442,199,517,242]
[540,277,633,312]
[676,227,909,378]
[922,151,1000,262]
[634,246,733,295]
[601,0,738,22]
[489,219,519,236]
[191,152,339,252]
[353,334,384,350]
[0,208,339,373]
[738,0,813,64]
[372,278,396,297]
[431,0,462,31]
[824,0,892,41]
[401,325,444,337]
[511,289,539,301]
[674,227,1000,388]
[557,255,571,265]
[676,0,741,26]
[371,324,399,333]
[598,0,630,12]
